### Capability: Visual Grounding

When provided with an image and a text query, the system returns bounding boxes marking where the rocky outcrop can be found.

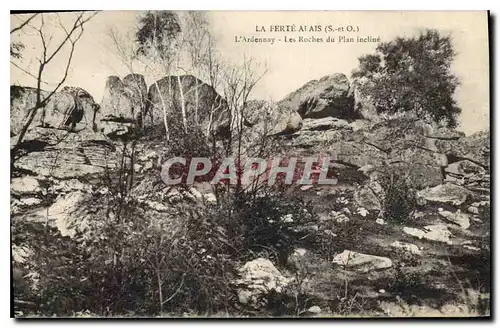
[145,75,228,134]
[13,127,116,179]
[436,130,490,169]
[278,73,356,120]
[11,85,100,136]
[282,116,450,189]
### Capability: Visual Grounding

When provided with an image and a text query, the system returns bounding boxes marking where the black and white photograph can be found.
[9,10,491,318]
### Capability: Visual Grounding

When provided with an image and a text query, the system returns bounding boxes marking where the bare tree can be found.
[10,12,98,154]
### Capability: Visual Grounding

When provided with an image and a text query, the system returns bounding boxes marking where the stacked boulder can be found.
[98,74,147,139]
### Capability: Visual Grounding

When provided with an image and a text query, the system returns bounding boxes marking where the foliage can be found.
[10,42,24,59]
[352,29,461,127]
[136,11,181,62]
[380,172,417,224]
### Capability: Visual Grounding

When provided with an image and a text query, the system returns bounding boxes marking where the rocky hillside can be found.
[10,73,490,317]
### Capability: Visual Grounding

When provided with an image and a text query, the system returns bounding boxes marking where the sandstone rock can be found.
[307,306,322,314]
[403,224,452,244]
[332,140,388,167]
[378,162,444,189]
[11,85,100,136]
[123,73,148,121]
[11,176,40,195]
[234,258,293,306]
[300,117,351,131]
[438,210,470,229]
[99,76,135,120]
[390,241,422,255]
[146,75,228,133]
[278,73,355,120]
[357,207,369,217]
[352,81,379,121]
[417,183,473,206]
[435,130,490,169]
[354,185,381,211]
[98,75,147,138]
[288,129,350,149]
[45,191,90,238]
[272,111,303,135]
[446,160,485,177]
[51,178,88,194]
[14,128,116,179]
[19,197,42,206]
[99,119,135,139]
[467,206,480,215]
[349,119,370,132]
[332,250,392,272]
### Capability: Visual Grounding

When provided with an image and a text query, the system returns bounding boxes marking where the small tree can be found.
[352,29,461,128]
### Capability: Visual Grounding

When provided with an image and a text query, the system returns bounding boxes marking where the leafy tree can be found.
[352,29,461,127]
[136,11,181,62]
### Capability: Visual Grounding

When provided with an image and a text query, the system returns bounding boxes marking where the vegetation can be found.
[352,29,461,127]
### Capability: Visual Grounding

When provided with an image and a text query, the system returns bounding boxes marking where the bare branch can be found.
[10,13,39,34]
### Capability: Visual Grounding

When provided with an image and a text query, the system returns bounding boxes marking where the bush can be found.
[380,172,417,223]
[231,191,318,266]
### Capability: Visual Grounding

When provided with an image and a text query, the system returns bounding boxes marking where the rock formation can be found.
[278,73,356,120]
[11,85,100,136]
[145,74,228,134]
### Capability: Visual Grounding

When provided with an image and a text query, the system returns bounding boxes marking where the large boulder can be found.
[145,75,228,133]
[352,78,379,121]
[123,73,148,118]
[99,76,134,119]
[11,85,100,136]
[278,73,356,120]
[98,75,148,138]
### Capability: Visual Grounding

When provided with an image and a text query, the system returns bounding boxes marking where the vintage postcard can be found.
[10,11,490,318]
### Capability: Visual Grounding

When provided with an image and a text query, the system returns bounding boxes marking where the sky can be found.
[10,11,489,135]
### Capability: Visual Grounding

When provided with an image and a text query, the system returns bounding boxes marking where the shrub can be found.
[380,172,417,223]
